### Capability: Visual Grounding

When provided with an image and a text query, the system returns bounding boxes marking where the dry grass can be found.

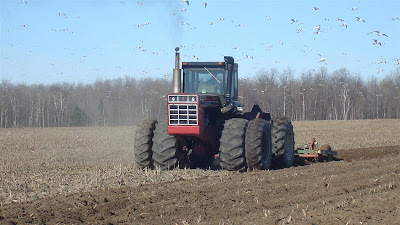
[0,119,399,205]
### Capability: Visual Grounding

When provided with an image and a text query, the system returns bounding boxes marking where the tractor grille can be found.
[168,104,198,125]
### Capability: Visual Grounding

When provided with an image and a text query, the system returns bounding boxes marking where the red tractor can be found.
[134,48,295,171]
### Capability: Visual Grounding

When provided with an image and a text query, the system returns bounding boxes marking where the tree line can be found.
[1,67,399,128]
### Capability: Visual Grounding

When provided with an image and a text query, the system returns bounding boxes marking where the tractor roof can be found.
[182,62,238,68]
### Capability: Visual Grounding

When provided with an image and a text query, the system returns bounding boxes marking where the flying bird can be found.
[297,28,305,33]
[203,2,207,8]
[372,39,383,46]
[58,12,68,18]
[356,17,365,22]
[137,2,142,5]
[236,24,244,27]
[290,19,298,24]
[318,54,327,65]
[19,1,27,4]
[368,31,388,37]
[183,0,189,6]
[314,25,321,33]
[336,18,345,22]
[340,23,347,28]
[312,7,319,10]
[392,17,400,20]
[350,7,358,10]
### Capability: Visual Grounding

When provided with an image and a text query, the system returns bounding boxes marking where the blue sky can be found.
[1,0,399,84]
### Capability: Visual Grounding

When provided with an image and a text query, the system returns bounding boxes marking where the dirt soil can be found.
[1,120,400,224]
[0,145,399,224]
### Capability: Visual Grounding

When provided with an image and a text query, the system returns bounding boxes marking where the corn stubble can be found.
[0,119,399,205]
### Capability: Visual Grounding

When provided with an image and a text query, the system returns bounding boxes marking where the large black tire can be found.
[152,122,178,170]
[219,118,248,171]
[134,119,157,169]
[271,117,295,168]
[245,118,272,170]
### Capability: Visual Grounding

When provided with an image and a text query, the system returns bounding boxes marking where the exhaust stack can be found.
[173,47,181,93]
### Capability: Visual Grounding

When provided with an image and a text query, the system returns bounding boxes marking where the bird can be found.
[297,28,305,33]
[395,59,400,65]
[368,31,388,37]
[219,17,225,21]
[318,54,327,65]
[340,23,347,28]
[279,41,284,45]
[356,17,365,22]
[181,22,190,26]
[236,24,244,27]
[336,18,345,22]
[378,58,387,64]
[324,18,330,21]
[137,2,142,5]
[183,0,189,6]
[21,24,27,27]
[19,1,27,4]
[392,17,400,20]
[179,8,187,12]
[314,25,321,34]
[208,22,213,25]
[266,16,271,21]
[58,12,68,18]
[372,39,383,46]
[290,19,298,24]
[203,2,207,8]
[350,7,358,10]
[312,7,319,10]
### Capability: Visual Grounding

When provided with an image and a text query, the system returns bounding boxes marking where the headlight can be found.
[189,96,197,102]
[169,96,177,102]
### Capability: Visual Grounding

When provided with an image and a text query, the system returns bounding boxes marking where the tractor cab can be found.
[182,62,238,104]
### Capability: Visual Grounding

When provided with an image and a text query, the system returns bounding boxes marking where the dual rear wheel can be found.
[219,117,295,171]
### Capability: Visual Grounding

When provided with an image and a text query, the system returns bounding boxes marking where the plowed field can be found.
[1,119,400,224]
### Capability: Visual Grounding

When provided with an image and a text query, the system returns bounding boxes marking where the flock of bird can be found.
[6,0,400,82]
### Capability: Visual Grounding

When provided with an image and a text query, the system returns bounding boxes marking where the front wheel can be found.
[134,119,157,169]
[152,122,179,170]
